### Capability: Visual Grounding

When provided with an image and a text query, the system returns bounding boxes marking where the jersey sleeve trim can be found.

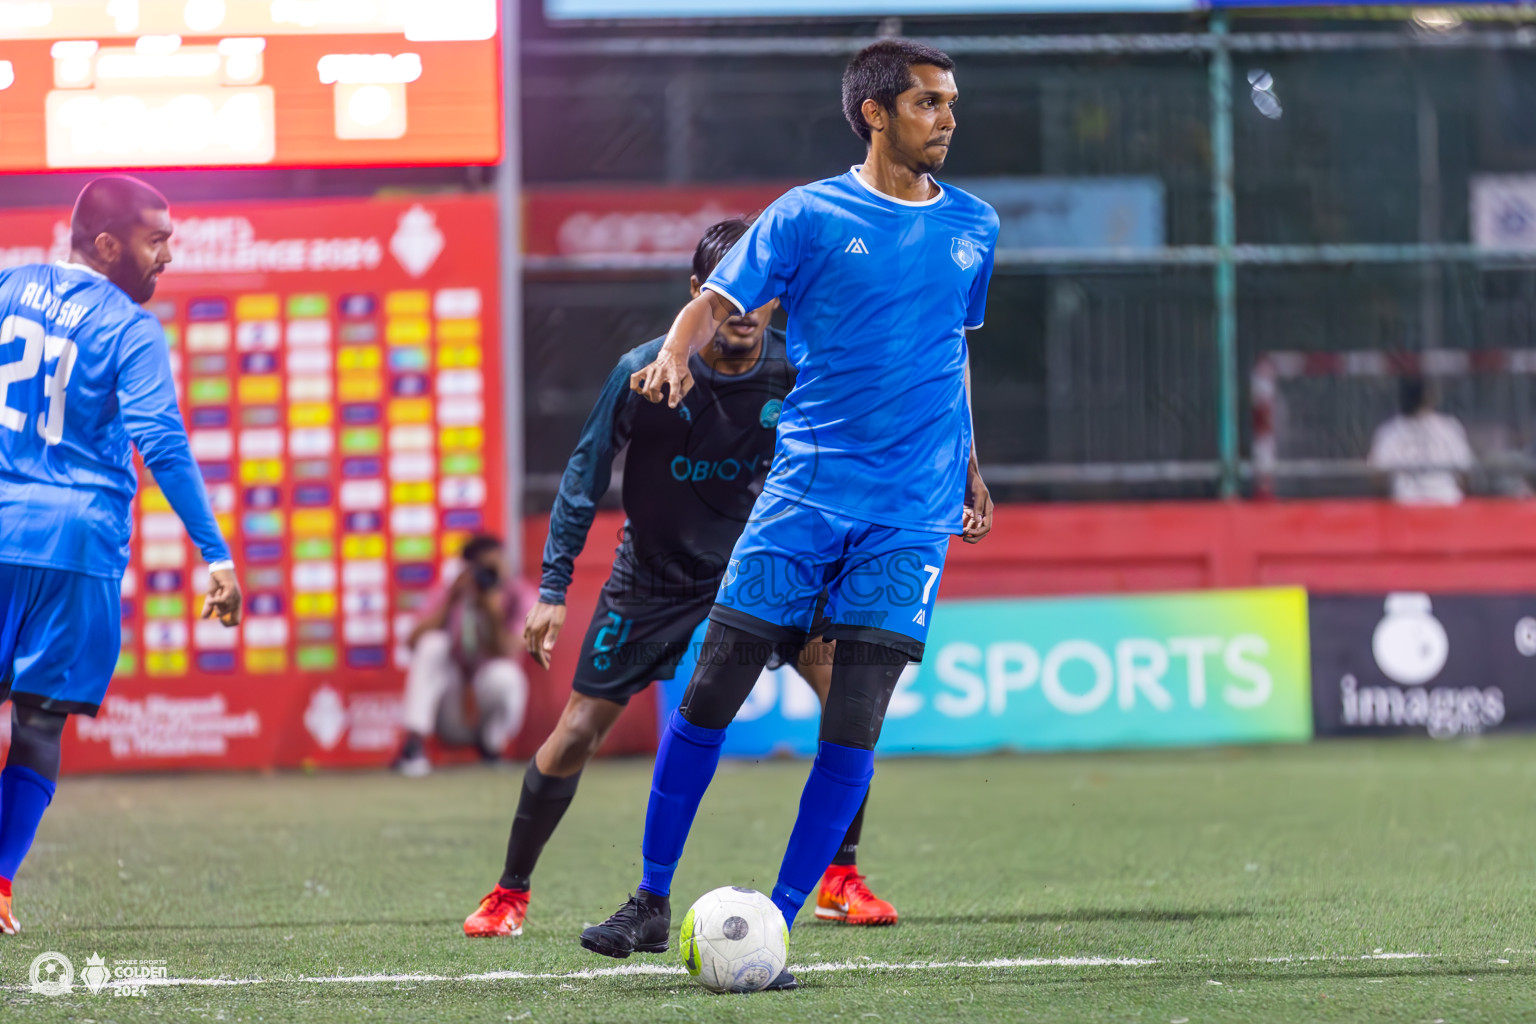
[208,559,235,573]
[701,281,747,316]
[964,321,984,330]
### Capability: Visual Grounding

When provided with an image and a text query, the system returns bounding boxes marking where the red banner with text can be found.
[522,184,789,266]
[0,194,505,772]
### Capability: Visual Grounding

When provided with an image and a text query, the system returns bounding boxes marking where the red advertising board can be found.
[523,184,788,267]
[0,194,504,772]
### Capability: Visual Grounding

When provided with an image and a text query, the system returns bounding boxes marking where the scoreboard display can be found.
[0,193,504,770]
[0,0,500,170]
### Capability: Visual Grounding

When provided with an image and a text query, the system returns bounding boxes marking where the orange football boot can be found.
[463,885,529,937]
[0,889,18,935]
[815,864,898,926]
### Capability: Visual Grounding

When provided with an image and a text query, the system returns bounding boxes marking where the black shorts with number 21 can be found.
[570,576,720,705]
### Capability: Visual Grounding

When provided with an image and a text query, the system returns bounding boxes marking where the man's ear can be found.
[861,98,888,136]
[689,274,702,298]
[93,231,122,265]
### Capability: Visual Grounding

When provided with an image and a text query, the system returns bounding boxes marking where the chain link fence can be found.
[521,13,1536,510]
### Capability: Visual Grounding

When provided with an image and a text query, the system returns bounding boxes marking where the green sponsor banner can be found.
[662,587,1313,755]
[895,587,1313,751]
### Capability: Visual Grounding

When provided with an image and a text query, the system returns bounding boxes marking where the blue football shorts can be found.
[709,493,952,661]
[0,561,121,716]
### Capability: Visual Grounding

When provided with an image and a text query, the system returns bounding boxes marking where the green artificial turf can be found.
[3,735,1536,1022]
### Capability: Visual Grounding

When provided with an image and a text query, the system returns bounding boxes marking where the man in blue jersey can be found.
[0,176,241,934]
[463,220,901,941]
[580,40,997,986]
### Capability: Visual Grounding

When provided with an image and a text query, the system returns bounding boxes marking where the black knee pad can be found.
[8,704,67,782]
[819,640,909,750]
[678,621,799,731]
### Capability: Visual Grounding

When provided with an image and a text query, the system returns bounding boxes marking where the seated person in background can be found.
[393,534,533,776]
[1368,375,1474,506]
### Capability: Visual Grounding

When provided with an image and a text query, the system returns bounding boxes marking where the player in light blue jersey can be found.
[581,40,996,986]
[0,177,241,934]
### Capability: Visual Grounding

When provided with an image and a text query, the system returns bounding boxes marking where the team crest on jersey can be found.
[759,399,782,429]
[951,237,978,270]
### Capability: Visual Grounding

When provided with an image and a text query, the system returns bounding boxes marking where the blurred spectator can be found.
[393,534,533,776]
[1368,376,1474,505]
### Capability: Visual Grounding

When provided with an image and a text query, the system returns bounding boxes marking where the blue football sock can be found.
[771,741,874,929]
[638,711,727,898]
[0,765,56,883]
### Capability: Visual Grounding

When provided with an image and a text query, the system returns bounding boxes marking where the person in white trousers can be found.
[395,534,532,776]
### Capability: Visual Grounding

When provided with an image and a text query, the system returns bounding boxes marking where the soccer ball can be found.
[678,886,788,994]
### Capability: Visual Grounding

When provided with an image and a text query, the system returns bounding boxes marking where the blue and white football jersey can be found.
[0,263,229,579]
[704,166,998,534]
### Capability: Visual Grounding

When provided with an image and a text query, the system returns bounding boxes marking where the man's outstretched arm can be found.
[629,290,736,408]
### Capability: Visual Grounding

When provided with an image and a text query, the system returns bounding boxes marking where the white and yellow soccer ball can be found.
[679,886,788,994]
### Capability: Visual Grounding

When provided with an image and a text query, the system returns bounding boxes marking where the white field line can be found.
[11,952,1439,993]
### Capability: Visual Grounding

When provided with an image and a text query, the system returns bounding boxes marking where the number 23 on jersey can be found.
[0,314,79,446]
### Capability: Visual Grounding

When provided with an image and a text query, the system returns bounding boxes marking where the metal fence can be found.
[521,12,1536,510]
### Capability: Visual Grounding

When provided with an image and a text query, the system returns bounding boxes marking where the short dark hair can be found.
[461,533,503,562]
[692,217,752,282]
[842,39,956,143]
[1399,375,1429,416]
[70,176,169,252]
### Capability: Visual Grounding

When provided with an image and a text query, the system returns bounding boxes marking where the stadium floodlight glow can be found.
[403,0,495,41]
[135,33,181,54]
[50,41,99,88]
[316,51,421,84]
[218,37,266,84]
[0,1,52,31]
[334,81,407,138]
[270,0,384,28]
[106,0,138,31]
[97,48,221,81]
[348,84,392,124]
[182,0,225,31]
[0,61,13,91]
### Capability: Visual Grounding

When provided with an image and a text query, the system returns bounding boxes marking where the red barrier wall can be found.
[940,499,1536,598]
[28,498,1533,773]
[509,497,1536,758]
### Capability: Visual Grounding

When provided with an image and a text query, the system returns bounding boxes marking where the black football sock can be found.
[830,790,868,867]
[499,763,583,891]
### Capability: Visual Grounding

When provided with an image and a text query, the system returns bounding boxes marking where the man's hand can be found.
[202,567,243,626]
[629,349,694,408]
[962,460,993,544]
[524,601,567,669]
